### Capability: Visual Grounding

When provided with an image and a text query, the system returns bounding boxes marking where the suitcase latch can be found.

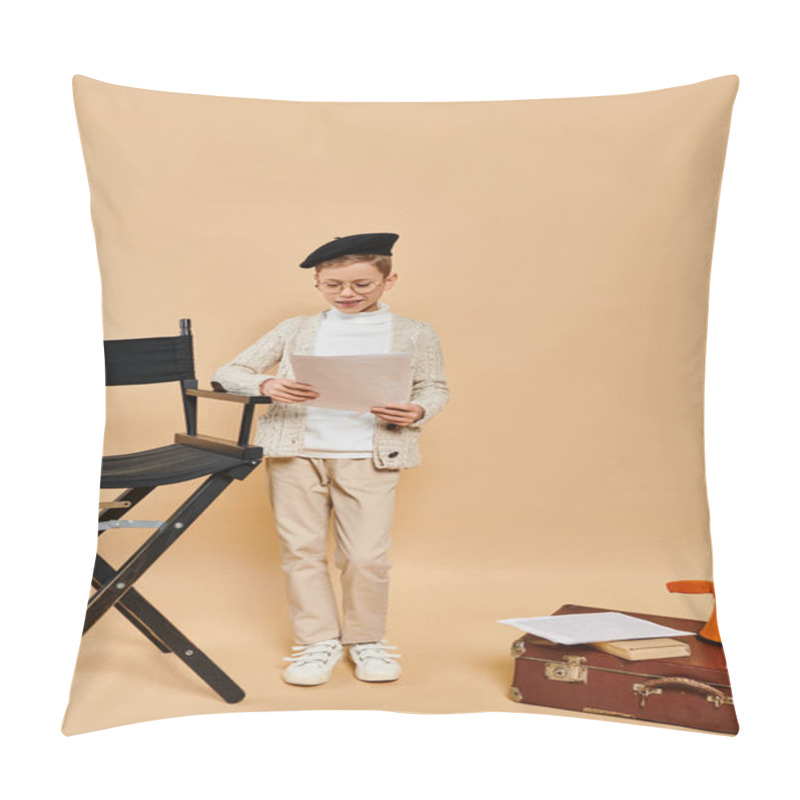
[544,655,588,683]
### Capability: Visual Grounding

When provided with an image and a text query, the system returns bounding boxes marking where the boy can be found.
[211,232,449,686]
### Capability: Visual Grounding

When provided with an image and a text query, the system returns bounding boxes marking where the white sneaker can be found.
[348,639,403,682]
[282,638,343,686]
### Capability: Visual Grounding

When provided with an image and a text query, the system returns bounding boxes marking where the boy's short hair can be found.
[314,253,392,278]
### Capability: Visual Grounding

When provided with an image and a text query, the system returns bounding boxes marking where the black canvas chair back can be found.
[103,318,199,443]
[87,318,272,703]
[105,325,194,386]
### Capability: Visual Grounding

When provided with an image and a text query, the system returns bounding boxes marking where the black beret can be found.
[299,232,399,269]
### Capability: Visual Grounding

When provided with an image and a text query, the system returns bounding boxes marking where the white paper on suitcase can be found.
[497,612,697,644]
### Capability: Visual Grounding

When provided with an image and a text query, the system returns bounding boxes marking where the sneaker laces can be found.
[283,639,341,666]
[350,639,402,664]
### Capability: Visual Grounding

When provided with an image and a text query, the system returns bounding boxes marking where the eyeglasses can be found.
[315,279,384,294]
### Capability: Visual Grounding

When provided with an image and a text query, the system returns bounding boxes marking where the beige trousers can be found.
[265,456,401,646]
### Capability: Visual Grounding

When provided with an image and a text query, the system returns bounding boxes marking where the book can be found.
[589,637,691,661]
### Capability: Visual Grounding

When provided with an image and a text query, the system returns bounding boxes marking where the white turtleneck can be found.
[299,301,393,458]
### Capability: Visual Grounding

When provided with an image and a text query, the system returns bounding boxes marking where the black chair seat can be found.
[101,443,251,488]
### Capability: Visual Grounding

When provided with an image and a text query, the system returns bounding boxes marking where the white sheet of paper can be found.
[289,353,412,413]
[497,612,697,644]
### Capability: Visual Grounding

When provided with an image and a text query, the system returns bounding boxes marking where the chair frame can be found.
[86,318,272,703]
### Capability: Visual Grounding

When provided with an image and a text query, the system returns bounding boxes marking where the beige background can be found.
[63,74,738,735]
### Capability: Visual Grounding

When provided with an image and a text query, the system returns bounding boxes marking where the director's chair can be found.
[87,318,271,703]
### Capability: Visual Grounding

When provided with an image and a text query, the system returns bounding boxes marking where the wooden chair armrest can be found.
[186,386,273,404]
[185,383,272,448]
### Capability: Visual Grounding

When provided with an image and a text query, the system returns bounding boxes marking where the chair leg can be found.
[94,486,166,647]
[88,465,260,702]
[91,554,171,652]
[85,472,233,633]
[91,554,245,703]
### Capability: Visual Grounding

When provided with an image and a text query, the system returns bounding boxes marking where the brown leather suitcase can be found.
[510,604,739,734]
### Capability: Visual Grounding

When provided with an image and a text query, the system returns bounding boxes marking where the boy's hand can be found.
[370,403,425,426]
[260,378,320,404]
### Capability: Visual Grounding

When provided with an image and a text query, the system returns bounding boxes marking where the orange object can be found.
[666,580,721,644]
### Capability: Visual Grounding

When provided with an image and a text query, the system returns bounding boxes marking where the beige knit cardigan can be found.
[211,311,449,470]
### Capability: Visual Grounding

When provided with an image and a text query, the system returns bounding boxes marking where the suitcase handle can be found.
[632,676,734,709]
